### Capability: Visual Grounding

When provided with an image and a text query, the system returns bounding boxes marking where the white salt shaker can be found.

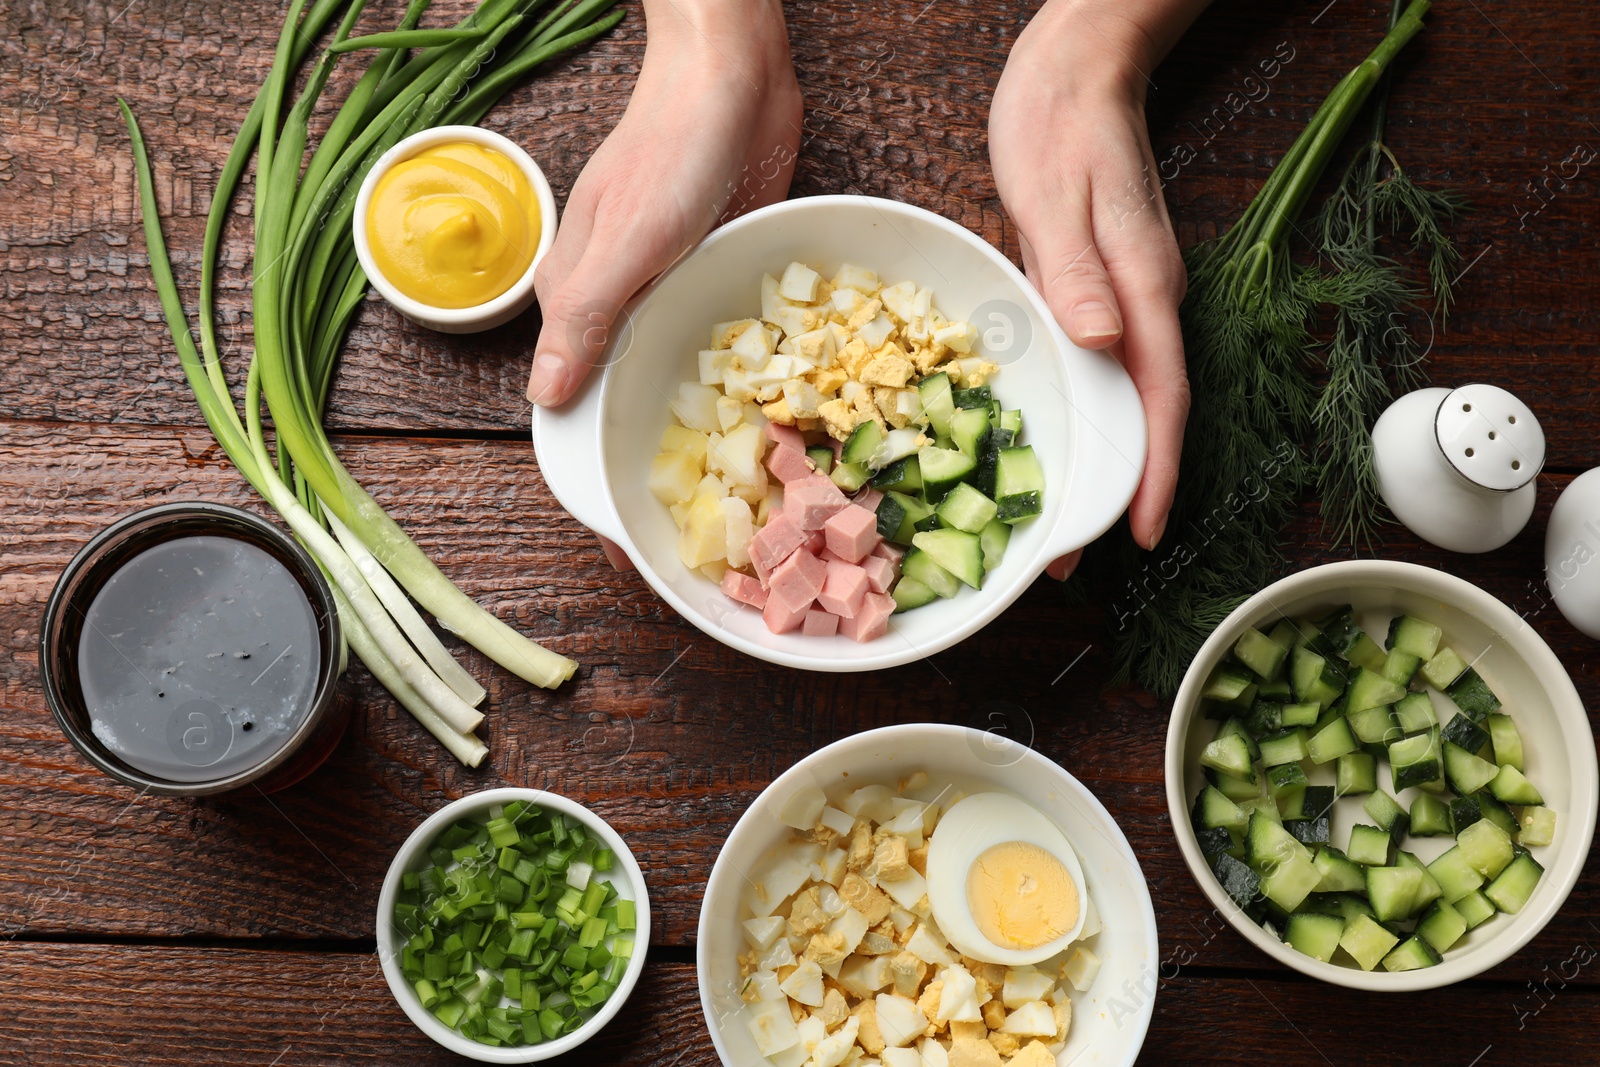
[1545,469,1600,639]
[1371,384,1543,554]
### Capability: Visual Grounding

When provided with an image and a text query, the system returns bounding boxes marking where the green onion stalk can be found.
[1085,0,1441,696]
[120,0,626,764]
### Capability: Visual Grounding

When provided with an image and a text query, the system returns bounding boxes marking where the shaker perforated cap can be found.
[1434,384,1543,492]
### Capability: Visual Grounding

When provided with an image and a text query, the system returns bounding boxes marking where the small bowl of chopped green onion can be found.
[377,788,650,1060]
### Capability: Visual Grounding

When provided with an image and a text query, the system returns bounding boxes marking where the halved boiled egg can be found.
[925,792,1088,966]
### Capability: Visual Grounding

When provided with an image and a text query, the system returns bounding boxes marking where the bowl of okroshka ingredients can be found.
[354,125,557,333]
[698,723,1159,1067]
[1167,560,1598,991]
[531,195,1146,670]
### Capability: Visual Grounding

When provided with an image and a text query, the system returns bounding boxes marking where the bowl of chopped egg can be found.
[530,195,1146,671]
[696,723,1159,1067]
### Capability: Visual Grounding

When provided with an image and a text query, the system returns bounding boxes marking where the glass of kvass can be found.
[40,502,348,796]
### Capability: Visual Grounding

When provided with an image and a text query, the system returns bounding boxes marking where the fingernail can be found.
[1071,300,1122,342]
[527,352,568,406]
[1147,514,1168,551]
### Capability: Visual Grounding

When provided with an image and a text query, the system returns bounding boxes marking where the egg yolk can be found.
[365,142,538,309]
[966,841,1079,950]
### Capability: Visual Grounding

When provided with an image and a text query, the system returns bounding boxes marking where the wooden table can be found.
[3,1,1597,1062]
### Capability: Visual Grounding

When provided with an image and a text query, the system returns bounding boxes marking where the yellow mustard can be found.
[365,142,538,309]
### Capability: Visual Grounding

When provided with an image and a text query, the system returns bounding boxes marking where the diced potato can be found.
[716,422,767,486]
[780,261,823,302]
[671,382,722,432]
[659,424,708,463]
[716,394,745,432]
[648,450,702,507]
[699,560,728,583]
[668,500,691,528]
[730,471,768,507]
[677,493,727,568]
[757,486,783,526]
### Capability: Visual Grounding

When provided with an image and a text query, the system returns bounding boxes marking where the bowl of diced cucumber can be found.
[1165,559,1597,990]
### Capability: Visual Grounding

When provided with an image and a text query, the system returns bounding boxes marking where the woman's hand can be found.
[989,1,1208,578]
[526,0,799,570]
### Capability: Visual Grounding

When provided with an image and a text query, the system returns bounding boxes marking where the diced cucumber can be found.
[917,373,956,437]
[1267,762,1308,797]
[934,482,998,534]
[1192,785,1250,833]
[1363,789,1410,843]
[1389,729,1442,791]
[1340,914,1400,971]
[1346,633,1389,673]
[1204,663,1257,703]
[1313,847,1367,893]
[1454,889,1497,929]
[1456,819,1514,879]
[1258,729,1309,767]
[1440,713,1490,754]
[1286,817,1330,847]
[1488,764,1543,806]
[1267,619,1301,653]
[1486,714,1524,770]
[1210,769,1262,800]
[972,426,1014,498]
[978,518,1010,573]
[1312,607,1365,657]
[1476,793,1518,836]
[916,446,977,505]
[1426,846,1485,903]
[1367,866,1430,922]
[1235,627,1290,682]
[1227,683,1260,712]
[1388,615,1443,660]
[1307,716,1358,764]
[1282,785,1335,822]
[806,445,835,474]
[1244,701,1285,737]
[1346,824,1391,867]
[871,455,923,493]
[900,547,961,599]
[1393,691,1438,734]
[1347,705,1401,745]
[1381,648,1423,686]
[890,576,939,613]
[830,460,870,492]
[995,409,1022,435]
[1210,852,1262,910]
[1346,668,1407,713]
[1258,676,1295,702]
[1238,795,1281,825]
[1213,715,1260,762]
[1442,740,1499,795]
[842,420,883,466]
[875,493,908,540]
[1381,935,1441,972]
[1247,810,1311,872]
[1195,826,1234,858]
[1291,646,1346,708]
[948,405,991,459]
[1394,850,1444,910]
[1517,806,1557,848]
[1449,795,1483,832]
[1420,646,1468,689]
[1484,851,1544,914]
[1416,900,1468,954]
[1259,854,1322,913]
[1446,667,1501,722]
[913,511,942,534]
[952,385,992,410]
[1336,752,1378,796]
[1409,793,1453,837]
[1284,911,1346,962]
[993,446,1044,523]
[909,529,984,589]
[1281,701,1320,727]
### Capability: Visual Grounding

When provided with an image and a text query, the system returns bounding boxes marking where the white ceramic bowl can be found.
[353,125,557,333]
[532,195,1146,671]
[376,787,651,1062]
[697,724,1159,1067]
[1166,559,1598,991]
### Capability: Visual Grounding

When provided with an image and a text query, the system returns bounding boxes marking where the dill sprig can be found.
[1079,0,1463,697]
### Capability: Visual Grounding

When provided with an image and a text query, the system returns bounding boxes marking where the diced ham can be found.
[839,592,895,643]
[871,541,905,565]
[852,487,884,513]
[749,513,807,583]
[767,548,828,615]
[802,609,840,637]
[784,475,850,532]
[823,504,880,563]
[763,595,810,634]
[765,444,815,485]
[720,569,768,609]
[817,559,869,619]
[807,530,827,555]
[860,553,897,595]
[764,421,806,453]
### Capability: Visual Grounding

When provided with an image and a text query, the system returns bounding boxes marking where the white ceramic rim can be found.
[695,723,1160,1067]
[1164,559,1599,992]
[531,194,1147,672]
[375,787,652,1062]
[352,124,558,330]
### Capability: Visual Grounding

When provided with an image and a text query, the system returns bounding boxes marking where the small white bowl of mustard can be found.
[354,124,557,334]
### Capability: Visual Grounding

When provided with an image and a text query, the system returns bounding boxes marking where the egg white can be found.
[925,792,1088,966]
